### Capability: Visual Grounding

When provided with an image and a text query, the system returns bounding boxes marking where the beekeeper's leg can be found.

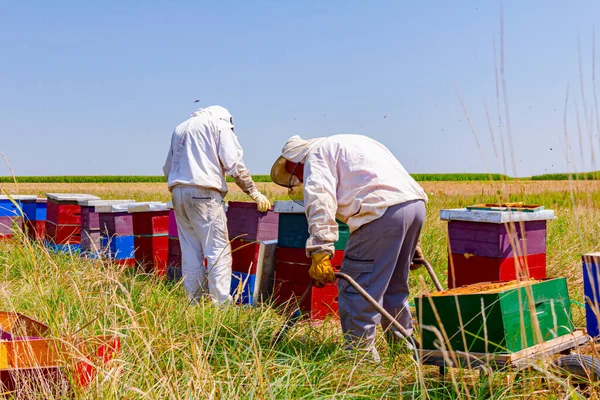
[338,200,425,357]
[184,187,232,305]
[172,186,207,304]
[380,200,426,344]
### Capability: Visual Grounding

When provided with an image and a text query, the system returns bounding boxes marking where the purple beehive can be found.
[168,209,178,238]
[0,216,22,236]
[447,220,547,258]
[226,202,279,242]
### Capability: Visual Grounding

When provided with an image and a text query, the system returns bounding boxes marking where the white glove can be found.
[250,192,271,212]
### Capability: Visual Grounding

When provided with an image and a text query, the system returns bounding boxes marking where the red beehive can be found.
[45,194,100,246]
[272,247,344,320]
[133,236,168,276]
[45,222,80,244]
[25,220,46,240]
[230,239,261,274]
[131,212,169,236]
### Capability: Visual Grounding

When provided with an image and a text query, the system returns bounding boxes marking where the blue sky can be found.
[1,0,600,177]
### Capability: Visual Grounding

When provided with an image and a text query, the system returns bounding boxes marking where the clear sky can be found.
[2,0,600,177]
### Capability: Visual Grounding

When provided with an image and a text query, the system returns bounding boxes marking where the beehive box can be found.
[133,236,168,276]
[0,335,121,388]
[274,201,349,250]
[227,202,279,241]
[45,194,100,246]
[0,312,49,341]
[441,208,554,288]
[24,198,47,240]
[80,200,128,231]
[129,203,169,276]
[229,240,277,305]
[0,217,22,238]
[166,202,182,282]
[0,195,36,217]
[272,247,345,319]
[416,278,574,353]
[100,236,135,261]
[272,201,349,319]
[583,253,600,337]
[168,203,178,239]
[129,203,169,236]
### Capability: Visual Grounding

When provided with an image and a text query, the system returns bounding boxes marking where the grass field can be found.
[1,181,600,398]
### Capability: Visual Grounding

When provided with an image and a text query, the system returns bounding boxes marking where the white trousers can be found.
[171,186,232,305]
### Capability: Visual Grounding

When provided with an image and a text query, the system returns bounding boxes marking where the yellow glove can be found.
[251,192,271,212]
[309,253,336,288]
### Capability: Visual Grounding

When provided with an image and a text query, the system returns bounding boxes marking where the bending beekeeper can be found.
[163,105,271,305]
[271,134,427,360]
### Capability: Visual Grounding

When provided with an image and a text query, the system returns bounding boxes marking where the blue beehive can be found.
[230,271,257,305]
[21,200,37,221]
[101,235,135,260]
[583,253,600,337]
[35,201,47,221]
[0,195,37,217]
[43,241,81,253]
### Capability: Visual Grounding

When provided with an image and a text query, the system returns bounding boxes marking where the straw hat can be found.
[270,157,303,188]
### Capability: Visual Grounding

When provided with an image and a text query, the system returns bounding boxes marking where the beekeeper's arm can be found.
[218,123,271,211]
[162,131,176,179]
[304,149,339,258]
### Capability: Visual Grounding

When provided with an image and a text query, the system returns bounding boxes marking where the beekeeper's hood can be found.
[270,135,324,188]
[191,105,234,129]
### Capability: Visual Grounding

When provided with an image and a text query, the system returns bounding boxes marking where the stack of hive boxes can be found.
[583,253,600,337]
[96,202,138,265]
[272,201,349,319]
[440,207,555,288]
[166,202,182,282]
[0,195,36,239]
[44,194,100,252]
[22,198,46,240]
[129,203,170,276]
[226,202,279,304]
[78,199,134,257]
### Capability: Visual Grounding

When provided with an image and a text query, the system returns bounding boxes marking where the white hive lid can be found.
[78,199,135,207]
[46,193,101,202]
[0,195,37,201]
[273,200,306,214]
[166,201,173,209]
[95,202,142,213]
[127,202,168,213]
[440,208,555,223]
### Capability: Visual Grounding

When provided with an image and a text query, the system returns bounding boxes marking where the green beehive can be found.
[416,278,574,353]
[277,213,349,250]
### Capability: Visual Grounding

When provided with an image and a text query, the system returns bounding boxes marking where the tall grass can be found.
[0,187,598,398]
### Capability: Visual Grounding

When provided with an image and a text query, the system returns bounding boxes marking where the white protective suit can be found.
[281,134,428,256]
[163,106,260,304]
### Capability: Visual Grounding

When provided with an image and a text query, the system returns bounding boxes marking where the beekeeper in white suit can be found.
[271,134,427,361]
[163,105,270,304]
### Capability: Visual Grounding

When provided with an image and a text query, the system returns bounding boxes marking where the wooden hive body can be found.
[416,278,574,353]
